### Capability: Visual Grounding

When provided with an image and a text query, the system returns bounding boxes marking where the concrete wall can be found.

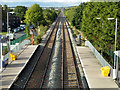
[0,5,2,33]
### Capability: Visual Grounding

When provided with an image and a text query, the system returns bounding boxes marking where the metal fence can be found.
[3,40,30,63]
[11,34,26,45]
[85,40,113,77]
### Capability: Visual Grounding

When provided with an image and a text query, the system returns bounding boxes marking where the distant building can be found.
[8,12,20,30]
[9,7,15,10]
[0,5,2,33]
[2,11,20,32]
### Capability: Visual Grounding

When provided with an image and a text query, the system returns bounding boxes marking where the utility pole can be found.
[0,35,2,71]
[96,17,118,79]
[7,12,11,51]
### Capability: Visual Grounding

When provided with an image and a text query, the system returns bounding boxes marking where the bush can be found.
[34,25,48,44]
[2,46,8,55]
[34,35,42,44]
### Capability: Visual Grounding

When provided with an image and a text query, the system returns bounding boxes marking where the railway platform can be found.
[0,45,38,89]
[76,46,119,88]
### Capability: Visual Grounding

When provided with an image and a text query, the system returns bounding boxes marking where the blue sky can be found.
[0,0,90,2]
[0,0,90,7]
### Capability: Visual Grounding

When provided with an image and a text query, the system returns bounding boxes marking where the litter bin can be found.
[10,53,17,60]
[101,66,110,77]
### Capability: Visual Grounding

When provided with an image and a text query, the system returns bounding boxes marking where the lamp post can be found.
[96,17,117,79]
[7,12,14,51]
[0,35,2,71]
[107,18,117,79]
[7,12,11,52]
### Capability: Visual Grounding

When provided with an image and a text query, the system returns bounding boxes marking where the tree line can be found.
[65,2,120,66]
[2,4,60,44]
[15,4,59,44]
[14,4,59,37]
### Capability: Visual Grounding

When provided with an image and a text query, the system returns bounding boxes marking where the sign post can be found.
[30,30,34,45]
[38,21,40,35]
[38,26,40,35]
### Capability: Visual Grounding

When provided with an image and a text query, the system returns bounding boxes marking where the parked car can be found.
[20,26,24,31]
[20,25,26,30]
[14,25,26,33]
[14,28,20,33]
[18,27,21,31]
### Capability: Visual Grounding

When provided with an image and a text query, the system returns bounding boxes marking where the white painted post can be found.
[113,18,117,79]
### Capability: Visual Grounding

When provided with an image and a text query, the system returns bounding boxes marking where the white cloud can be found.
[82,0,90,2]
[0,0,14,2]
[0,0,82,2]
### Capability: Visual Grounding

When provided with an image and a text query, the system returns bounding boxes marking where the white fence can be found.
[85,40,113,77]
[2,40,30,64]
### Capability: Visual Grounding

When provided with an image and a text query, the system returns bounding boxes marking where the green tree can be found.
[24,4,44,37]
[3,5,7,10]
[65,7,77,25]
[65,2,120,65]
[14,6,27,21]
[81,2,120,65]
[43,9,57,25]
[24,4,43,27]
[72,3,87,29]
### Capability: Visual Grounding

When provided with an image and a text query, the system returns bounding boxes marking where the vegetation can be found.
[65,2,120,66]
[65,7,77,26]
[2,46,8,55]
[14,6,27,22]
[43,9,57,26]
[24,4,59,44]
[0,32,7,35]
[34,25,48,44]
[24,4,43,27]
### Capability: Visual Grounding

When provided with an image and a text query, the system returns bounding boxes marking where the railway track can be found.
[42,18,63,88]
[62,18,80,88]
[41,12,81,88]
[10,14,61,89]
[10,11,83,89]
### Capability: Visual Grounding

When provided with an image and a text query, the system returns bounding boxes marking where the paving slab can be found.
[0,45,38,89]
[76,46,119,88]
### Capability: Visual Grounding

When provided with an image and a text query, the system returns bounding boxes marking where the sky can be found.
[0,0,90,7]
[0,0,90,2]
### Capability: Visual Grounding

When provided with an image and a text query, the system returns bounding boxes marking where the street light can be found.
[7,12,10,52]
[96,17,117,79]
[107,18,117,80]
[7,12,14,52]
